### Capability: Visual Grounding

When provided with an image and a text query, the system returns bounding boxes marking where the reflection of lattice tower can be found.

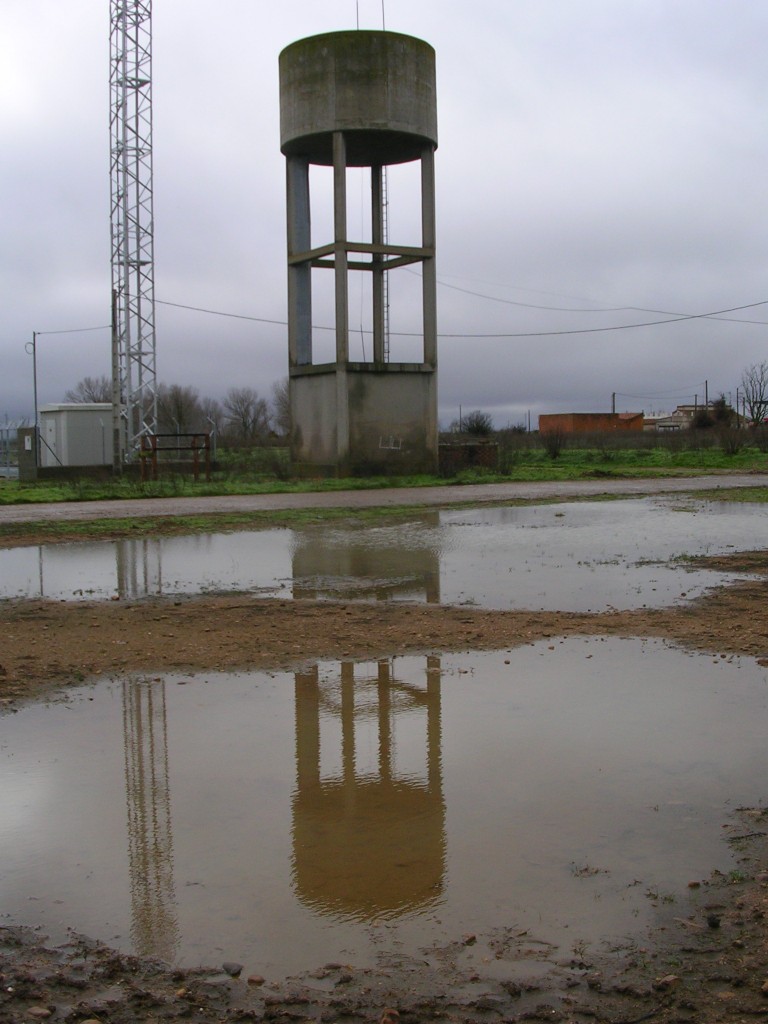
[122,678,179,960]
[109,0,158,465]
[292,657,444,920]
[115,538,163,599]
[280,31,438,476]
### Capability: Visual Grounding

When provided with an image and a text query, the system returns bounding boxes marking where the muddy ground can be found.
[1,542,768,1022]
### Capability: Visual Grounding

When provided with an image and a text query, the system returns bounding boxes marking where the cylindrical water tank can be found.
[279,30,437,166]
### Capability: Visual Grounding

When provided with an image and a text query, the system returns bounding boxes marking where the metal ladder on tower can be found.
[382,166,391,362]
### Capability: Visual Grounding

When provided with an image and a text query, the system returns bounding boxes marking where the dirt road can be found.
[2,471,767,525]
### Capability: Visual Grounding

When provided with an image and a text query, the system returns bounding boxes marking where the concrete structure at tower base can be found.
[290,363,437,476]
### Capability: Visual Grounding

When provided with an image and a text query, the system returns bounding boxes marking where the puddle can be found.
[1,497,765,610]
[1,638,766,978]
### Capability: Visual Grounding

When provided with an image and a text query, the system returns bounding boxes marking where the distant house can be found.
[646,403,730,432]
[538,412,644,435]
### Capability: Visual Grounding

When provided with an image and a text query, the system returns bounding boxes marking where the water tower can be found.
[279,31,438,475]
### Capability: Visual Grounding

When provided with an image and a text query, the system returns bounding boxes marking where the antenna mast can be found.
[110,0,158,465]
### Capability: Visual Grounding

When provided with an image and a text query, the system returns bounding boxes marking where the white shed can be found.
[39,404,112,467]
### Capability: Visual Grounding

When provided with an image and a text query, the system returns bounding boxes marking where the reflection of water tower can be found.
[280,31,438,476]
[290,514,441,603]
[292,658,444,921]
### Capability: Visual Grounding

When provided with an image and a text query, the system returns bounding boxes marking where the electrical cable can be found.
[426,274,768,325]
[35,325,111,335]
[157,296,768,339]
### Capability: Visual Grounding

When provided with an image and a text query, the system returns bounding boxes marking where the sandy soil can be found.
[1,543,768,1022]
[1,550,767,702]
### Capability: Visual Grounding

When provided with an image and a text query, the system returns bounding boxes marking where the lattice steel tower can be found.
[110,0,157,466]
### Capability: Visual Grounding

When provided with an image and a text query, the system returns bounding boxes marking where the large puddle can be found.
[1,639,766,978]
[1,497,765,610]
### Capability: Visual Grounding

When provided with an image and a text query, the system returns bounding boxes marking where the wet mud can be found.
[2,807,767,1023]
[1,550,767,703]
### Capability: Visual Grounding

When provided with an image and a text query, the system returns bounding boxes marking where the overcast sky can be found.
[2,0,766,429]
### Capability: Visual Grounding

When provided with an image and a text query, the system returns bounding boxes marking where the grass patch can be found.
[0,493,637,547]
[692,486,768,503]
[1,446,765,508]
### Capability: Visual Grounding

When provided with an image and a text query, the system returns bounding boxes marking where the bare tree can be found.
[271,377,290,437]
[223,387,270,444]
[156,383,204,434]
[741,362,768,426]
[65,375,112,403]
[200,396,225,437]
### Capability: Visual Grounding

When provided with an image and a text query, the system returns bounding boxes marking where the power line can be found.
[615,385,705,399]
[435,299,768,338]
[428,275,768,325]
[35,325,111,336]
[157,296,768,339]
[156,299,291,327]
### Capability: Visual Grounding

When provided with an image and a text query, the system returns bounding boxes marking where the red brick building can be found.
[538,412,644,434]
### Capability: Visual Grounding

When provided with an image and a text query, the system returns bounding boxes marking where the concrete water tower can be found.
[279,30,438,475]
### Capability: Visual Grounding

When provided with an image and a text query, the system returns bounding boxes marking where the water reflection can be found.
[292,658,444,920]
[1,642,767,976]
[122,678,179,960]
[117,540,164,600]
[1,499,765,611]
[291,517,442,602]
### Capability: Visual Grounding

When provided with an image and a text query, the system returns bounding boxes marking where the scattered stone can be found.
[222,961,243,977]
[707,913,722,929]
[247,974,265,986]
[652,974,680,992]
[26,1008,52,1019]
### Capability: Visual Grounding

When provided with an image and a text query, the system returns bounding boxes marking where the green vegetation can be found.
[2,439,767,508]
[0,503,442,545]
[694,486,768,503]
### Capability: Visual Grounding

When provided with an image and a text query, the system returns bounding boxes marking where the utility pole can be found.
[110,0,158,465]
[24,332,39,466]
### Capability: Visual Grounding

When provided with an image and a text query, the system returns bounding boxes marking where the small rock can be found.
[687,881,701,889]
[27,1009,52,1020]
[707,914,722,929]
[652,974,680,992]
[175,987,188,997]
[761,979,768,996]
[462,933,477,946]
[246,974,265,987]
[222,961,243,977]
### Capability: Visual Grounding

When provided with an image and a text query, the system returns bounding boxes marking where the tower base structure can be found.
[290,363,437,477]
